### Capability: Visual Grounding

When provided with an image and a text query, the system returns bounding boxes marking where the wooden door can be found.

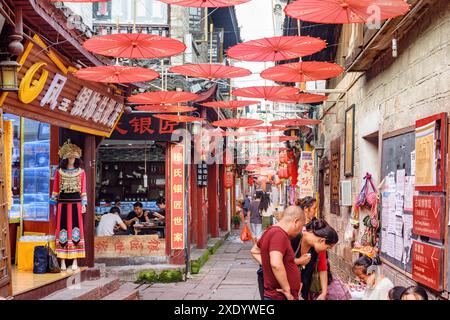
[0,109,13,298]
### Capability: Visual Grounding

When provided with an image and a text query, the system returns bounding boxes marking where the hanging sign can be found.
[298,151,314,198]
[412,241,444,291]
[0,34,125,137]
[170,144,185,250]
[413,195,445,239]
[197,161,208,187]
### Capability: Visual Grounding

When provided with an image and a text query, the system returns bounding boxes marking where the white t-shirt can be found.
[362,277,394,300]
[97,213,124,236]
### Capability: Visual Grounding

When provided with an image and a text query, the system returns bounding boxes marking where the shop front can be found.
[0,34,124,297]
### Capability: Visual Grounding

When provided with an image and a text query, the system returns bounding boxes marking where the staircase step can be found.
[101,283,140,300]
[42,277,120,300]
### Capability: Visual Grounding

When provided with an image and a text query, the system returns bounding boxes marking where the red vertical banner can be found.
[170,144,185,250]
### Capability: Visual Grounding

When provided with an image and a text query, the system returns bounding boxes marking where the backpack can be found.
[33,246,48,274]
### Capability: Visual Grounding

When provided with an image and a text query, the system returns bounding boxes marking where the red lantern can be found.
[225,171,234,189]
[278,165,288,179]
[248,176,254,186]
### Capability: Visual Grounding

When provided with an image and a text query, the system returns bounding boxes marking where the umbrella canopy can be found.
[270,93,328,104]
[83,33,186,59]
[227,36,326,62]
[73,66,159,84]
[284,0,410,24]
[134,105,196,113]
[158,0,250,7]
[247,125,287,133]
[153,114,204,123]
[50,0,107,2]
[201,100,259,109]
[265,136,300,142]
[232,86,299,101]
[169,64,251,79]
[206,131,253,137]
[261,147,290,151]
[211,118,264,128]
[271,118,322,126]
[129,91,199,104]
[261,62,344,83]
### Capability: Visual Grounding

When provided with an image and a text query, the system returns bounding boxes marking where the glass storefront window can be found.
[4,114,51,222]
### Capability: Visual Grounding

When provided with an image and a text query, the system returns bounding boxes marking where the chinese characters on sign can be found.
[412,241,443,291]
[170,144,185,250]
[197,162,208,187]
[298,151,314,198]
[412,195,445,239]
[94,235,165,258]
[414,122,436,187]
[330,138,340,215]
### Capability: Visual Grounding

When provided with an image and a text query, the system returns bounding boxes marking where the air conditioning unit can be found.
[340,181,352,206]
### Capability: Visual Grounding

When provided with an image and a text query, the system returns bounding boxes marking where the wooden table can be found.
[133,224,165,236]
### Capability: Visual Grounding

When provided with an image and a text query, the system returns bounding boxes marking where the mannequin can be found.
[50,140,87,271]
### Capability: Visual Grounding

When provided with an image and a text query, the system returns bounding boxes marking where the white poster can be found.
[411,151,416,176]
[403,176,415,212]
[395,235,404,261]
[386,233,395,257]
[395,216,403,236]
[396,169,406,195]
[403,214,414,264]
[381,230,387,253]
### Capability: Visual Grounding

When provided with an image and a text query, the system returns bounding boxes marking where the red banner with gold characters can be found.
[170,144,185,250]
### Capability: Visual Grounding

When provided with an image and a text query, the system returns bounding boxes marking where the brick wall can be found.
[321,0,450,300]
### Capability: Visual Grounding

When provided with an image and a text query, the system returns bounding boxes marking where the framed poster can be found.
[330,137,341,215]
[344,104,355,177]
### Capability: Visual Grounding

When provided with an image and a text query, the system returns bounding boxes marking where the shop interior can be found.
[95,140,166,238]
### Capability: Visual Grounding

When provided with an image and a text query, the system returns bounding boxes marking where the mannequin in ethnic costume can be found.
[50,141,87,271]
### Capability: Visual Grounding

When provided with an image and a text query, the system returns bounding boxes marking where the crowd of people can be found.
[243,192,428,301]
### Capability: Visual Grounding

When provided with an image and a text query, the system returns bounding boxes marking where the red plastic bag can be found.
[240,224,252,241]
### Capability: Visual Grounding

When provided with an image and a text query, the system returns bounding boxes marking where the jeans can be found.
[263,297,272,300]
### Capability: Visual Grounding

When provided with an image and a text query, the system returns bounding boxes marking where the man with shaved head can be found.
[251,206,306,300]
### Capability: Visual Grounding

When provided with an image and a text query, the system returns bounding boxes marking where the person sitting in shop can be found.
[96,206,127,236]
[124,202,150,235]
[152,196,166,220]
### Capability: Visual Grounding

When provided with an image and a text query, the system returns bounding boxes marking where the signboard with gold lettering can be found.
[94,235,165,258]
[413,195,445,239]
[412,241,443,291]
[170,144,185,250]
[0,35,124,137]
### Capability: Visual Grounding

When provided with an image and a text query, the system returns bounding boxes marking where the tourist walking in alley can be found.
[248,191,263,243]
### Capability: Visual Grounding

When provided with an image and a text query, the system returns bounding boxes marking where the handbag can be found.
[240,224,252,241]
[47,243,61,273]
[326,276,352,300]
[309,260,322,293]
[33,245,48,274]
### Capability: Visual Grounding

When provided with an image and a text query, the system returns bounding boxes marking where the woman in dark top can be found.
[291,219,338,300]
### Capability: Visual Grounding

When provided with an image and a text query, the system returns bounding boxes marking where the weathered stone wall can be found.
[320,0,450,299]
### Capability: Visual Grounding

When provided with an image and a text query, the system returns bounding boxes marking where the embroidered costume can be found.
[50,141,87,259]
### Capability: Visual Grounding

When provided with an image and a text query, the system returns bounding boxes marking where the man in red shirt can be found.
[251,206,305,300]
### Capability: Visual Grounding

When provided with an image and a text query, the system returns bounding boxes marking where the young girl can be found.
[352,256,394,300]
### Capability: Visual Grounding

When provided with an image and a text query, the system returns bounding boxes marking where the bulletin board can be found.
[380,129,416,273]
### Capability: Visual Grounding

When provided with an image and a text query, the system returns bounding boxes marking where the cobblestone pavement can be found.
[139,231,260,300]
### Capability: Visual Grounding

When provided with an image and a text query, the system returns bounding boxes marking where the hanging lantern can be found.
[248,175,254,186]
[224,171,234,189]
[0,59,20,92]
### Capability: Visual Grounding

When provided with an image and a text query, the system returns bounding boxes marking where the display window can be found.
[4,114,51,222]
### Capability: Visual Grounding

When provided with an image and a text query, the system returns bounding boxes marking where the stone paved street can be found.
[139,231,260,300]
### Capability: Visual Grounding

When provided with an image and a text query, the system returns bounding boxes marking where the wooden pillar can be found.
[219,165,227,231]
[196,173,207,249]
[82,135,96,267]
[207,164,219,237]
[189,163,197,246]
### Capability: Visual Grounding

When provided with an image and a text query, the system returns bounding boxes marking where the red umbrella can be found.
[227,36,326,62]
[261,62,344,83]
[153,114,204,123]
[270,93,328,104]
[129,91,199,104]
[212,118,264,128]
[262,147,290,151]
[159,0,250,7]
[247,125,287,133]
[201,100,259,109]
[271,118,321,126]
[232,86,298,101]
[206,130,253,137]
[169,64,251,79]
[134,105,196,113]
[83,33,186,59]
[284,0,410,24]
[265,136,300,142]
[50,0,107,2]
[73,66,159,84]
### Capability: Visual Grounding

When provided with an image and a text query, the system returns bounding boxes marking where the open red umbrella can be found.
[73,66,159,84]
[153,114,204,123]
[227,36,326,62]
[169,64,251,79]
[271,93,328,104]
[159,0,250,7]
[232,86,299,101]
[83,33,186,59]
[271,118,321,126]
[201,100,259,109]
[284,0,410,24]
[206,130,253,137]
[265,136,300,142]
[50,0,107,2]
[211,118,264,128]
[262,147,290,151]
[129,91,199,104]
[247,125,287,133]
[261,62,344,83]
[134,105,196,113]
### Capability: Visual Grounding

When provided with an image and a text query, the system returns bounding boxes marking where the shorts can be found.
[250,223,263,239]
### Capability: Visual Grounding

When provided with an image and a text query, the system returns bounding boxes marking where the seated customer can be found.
[124,202,150,234]
[96,207,127,236]
[152,196,166,220]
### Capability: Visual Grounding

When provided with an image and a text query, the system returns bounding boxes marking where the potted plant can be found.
[232,215,242,229]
